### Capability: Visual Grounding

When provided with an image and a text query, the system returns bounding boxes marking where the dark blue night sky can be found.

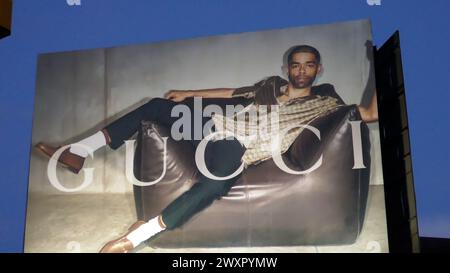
[1,0,449,251]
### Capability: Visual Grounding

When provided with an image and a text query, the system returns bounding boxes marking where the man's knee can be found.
[142,97,176,117]
[198,180,234,199]
[207,139,245,171]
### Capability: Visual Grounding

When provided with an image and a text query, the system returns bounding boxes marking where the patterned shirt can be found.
[212,76,345,166]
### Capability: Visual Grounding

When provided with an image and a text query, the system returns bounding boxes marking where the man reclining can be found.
[35,45,378,253]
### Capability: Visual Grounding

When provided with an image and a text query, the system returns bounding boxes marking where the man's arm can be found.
[164,88,235,102]
[358,90,378,123]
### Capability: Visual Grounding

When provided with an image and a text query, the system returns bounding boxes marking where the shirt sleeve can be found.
[231,77,271,99]
[232,76,288,105]
[312,84,346,105]
[231,85,258,99]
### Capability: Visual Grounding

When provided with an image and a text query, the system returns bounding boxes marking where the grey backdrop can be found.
[29,19,383,194]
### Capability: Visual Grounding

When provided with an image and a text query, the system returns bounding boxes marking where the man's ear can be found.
[317,64,323,75]
[281,65,288,77]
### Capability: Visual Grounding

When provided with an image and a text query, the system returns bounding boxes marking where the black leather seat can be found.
[133,104,371,247]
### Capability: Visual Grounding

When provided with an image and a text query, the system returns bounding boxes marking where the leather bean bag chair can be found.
[132,103,371,247]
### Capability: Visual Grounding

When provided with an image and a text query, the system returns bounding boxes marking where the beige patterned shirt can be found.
[212,95,343,166]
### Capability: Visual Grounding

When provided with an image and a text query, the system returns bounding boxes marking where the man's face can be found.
[288,52,321,89]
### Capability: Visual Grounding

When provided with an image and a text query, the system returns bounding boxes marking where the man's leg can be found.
[105,97,250,150]
[100,138,246,252]
[35,98,180,173]
[103,98,179,149]
[160,138,245,229]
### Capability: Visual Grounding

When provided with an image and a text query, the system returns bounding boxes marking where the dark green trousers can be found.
[161,138,245,229]
[104,97,249,229]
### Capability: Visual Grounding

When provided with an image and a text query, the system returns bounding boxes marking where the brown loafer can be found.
[35,142,85,174]
[99,220,147,253]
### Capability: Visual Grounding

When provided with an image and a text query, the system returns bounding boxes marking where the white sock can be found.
[69,131,106,158]
[126,217,165,247]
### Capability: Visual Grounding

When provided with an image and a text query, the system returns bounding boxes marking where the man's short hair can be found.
[287,45,321,64]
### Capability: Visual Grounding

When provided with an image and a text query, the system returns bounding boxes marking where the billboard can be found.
[25,19,389,253]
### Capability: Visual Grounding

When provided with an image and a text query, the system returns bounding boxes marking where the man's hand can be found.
[358,89,378,123]
[164,90,194,102]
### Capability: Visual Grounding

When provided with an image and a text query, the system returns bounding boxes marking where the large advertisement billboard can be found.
[25,19,388,253]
